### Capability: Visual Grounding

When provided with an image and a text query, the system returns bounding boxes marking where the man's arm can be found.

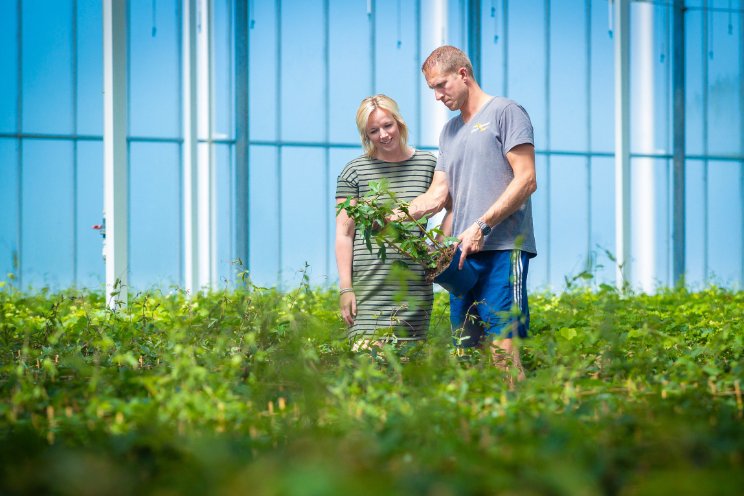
[456,143,537,268]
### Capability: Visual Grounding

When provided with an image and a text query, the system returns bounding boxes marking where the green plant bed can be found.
[0,283,742,495]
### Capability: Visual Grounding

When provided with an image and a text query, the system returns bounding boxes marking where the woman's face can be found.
[365,108,400,158]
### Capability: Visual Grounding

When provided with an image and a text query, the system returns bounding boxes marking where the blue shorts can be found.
[449,249,531,347]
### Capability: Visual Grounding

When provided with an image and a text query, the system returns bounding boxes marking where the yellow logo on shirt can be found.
[471,122,490,133]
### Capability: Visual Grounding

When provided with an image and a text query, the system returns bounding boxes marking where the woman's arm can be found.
[335,198,357,326]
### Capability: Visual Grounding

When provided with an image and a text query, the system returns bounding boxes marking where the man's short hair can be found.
[421,45,474,78]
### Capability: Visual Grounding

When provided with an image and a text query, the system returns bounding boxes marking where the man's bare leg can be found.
[490,338,526,385]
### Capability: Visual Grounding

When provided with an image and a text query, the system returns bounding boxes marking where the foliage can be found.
[336,179,457,271]
[0,279,743,495]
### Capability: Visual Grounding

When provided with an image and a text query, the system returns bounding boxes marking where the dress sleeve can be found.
[335,161,359,199]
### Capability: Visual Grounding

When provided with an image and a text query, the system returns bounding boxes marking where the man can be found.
[407,45,537,380]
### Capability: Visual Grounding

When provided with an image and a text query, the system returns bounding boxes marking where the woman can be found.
[335,95,436,347]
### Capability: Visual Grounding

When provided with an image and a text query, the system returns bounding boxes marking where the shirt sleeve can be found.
[434,131,448,173]
[335,162,358,199]
[501,103,534,154]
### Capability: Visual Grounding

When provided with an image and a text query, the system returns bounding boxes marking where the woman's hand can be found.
[340,291,357,326]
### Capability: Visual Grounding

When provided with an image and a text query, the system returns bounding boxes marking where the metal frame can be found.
[672,0,686,287]
[183,0,200,293]
[103,0,129,305]
[614,0,631,290]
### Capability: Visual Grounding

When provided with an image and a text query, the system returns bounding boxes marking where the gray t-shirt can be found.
[435,97,537,256]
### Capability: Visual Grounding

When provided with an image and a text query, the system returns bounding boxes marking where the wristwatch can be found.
[475,219,492,236]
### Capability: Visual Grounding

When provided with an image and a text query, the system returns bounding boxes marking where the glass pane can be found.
[708,161,742,286]
[685,10,704,155]
[280,0,325,142]
[0,139,19,280]
[550,0,588,152]
[685,160,705,287]
[0,1,17,133]
[21,140,74,289]
[550,155,590,287]
[213,0,234,139]
[249,145,280,286]
[281,147,326,287]
[76,140,104,288]
[530,153,549,289]
[375,0,418,132]
[215,143,235,285]
[507,0,546,148]
[329,1,371,144]
[248,0,278,142]
[590,0,614,153]
[129,0,180,138]
[707,7,742,156]
[589,156,615,286]
[630,2,672,156]
[129,142,181,289]
[479,0,506,96]
[22,0,74,134]
[77,0,103,136]
[630,158,670,290]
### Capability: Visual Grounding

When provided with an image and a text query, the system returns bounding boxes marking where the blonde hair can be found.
[421,45,474,79]
[355,94,409,159]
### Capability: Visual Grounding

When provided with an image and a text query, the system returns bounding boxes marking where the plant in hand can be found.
[336,179,457,282]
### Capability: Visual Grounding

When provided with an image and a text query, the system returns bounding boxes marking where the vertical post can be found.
[614,0,631,290]
[103,0,129,306]
[235,0,250,279]
[197,0,213,288]
[467,0,481,83]
[502,0,508,96]
[740,0,744,287]
[672,0,686,287]
[183,0,200,293]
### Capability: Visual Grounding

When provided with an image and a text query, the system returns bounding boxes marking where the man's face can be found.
[425,65,467,111]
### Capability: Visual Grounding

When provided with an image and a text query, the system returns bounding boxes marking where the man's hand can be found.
[456,222,485,269]
[340,292,357,326]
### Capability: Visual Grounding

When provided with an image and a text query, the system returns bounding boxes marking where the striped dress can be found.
[336,150,436,341]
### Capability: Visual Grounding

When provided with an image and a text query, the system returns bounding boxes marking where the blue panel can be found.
[248,0,278,142]
[249,145,279,286]
[215,144,234,284]
[685,10,704,156]
[0,140,19,280]
[708,161,742,287]
[685,160,705,287]
[706,9,741,156]
[129,0,180,138]
[589,0,614,153]
[375,0,418,130]
[77,0,103,136]
[507,0,546,148]
[530,154,549,290]
[479,0,506,96]
[22,0,74,134]
[213,0,234,139]
[76,141,104,288]
[129,142,181,289]
[280,0,325,142]
[549,0,587,152]
[328,147,361,285]
[22,140,74,289]
[281,147,326,287]
[589,157,615,285]
[329,1,371,144]
[0,1,17,133]
[549,155,589,287]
